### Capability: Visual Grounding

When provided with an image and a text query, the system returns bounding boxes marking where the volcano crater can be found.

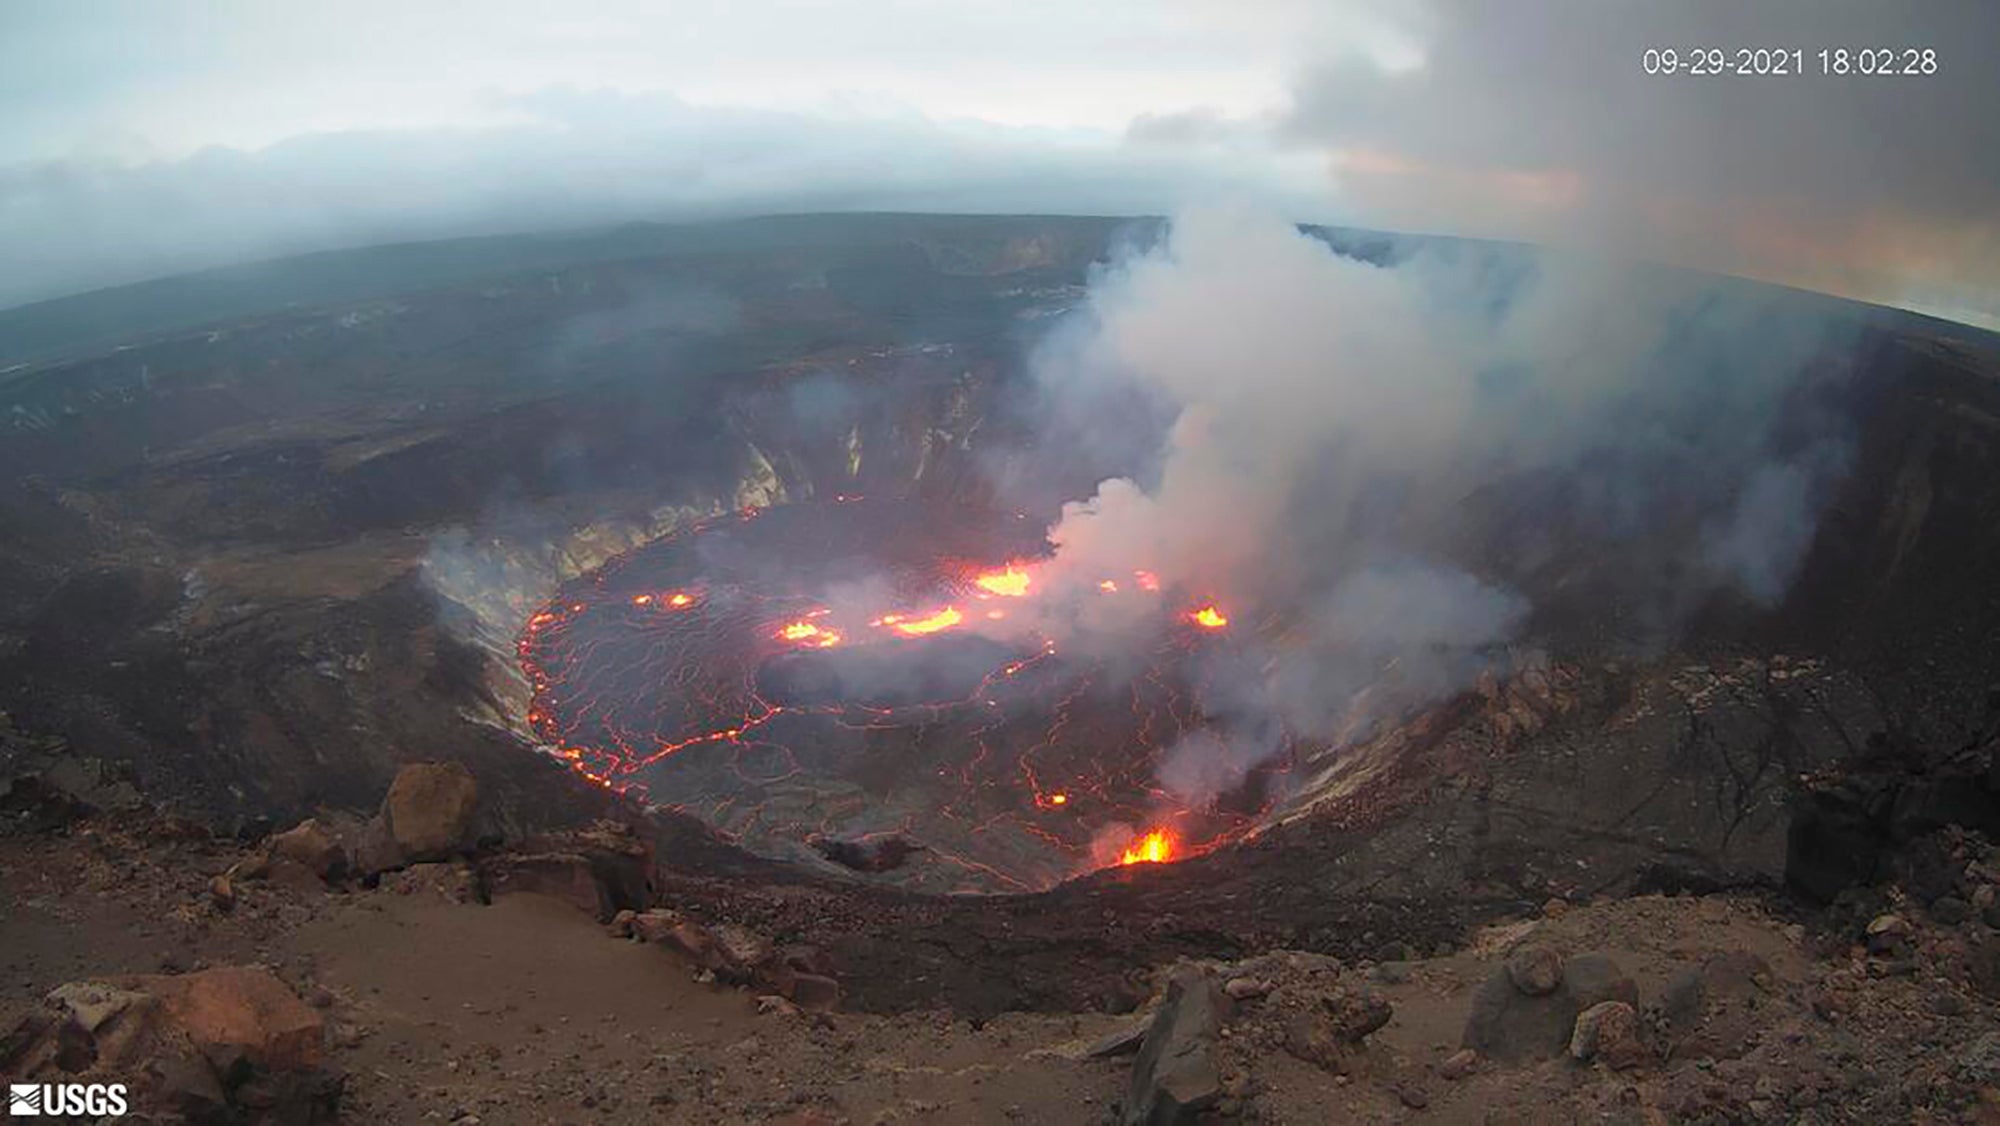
[519,496,1284,893]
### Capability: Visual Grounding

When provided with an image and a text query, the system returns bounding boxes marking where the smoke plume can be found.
[993,207,1856,803]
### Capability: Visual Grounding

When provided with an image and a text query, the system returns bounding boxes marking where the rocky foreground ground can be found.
[6,721,2000,1124]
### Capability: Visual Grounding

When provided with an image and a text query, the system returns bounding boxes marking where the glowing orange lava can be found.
[1048,792,1068,806]
[1119,828,1175,865]
[892,606,963,636]
[1098,579,1119,593]
[667,592,695,608]
[777,621,842,647]
[632,594,653,606]
[1190,605,1228,630]
[973,565,1033,598]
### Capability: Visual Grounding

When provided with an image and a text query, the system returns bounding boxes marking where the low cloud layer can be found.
[5,1,1994,325]
[1268,0,2000,326]
[0,89,1326,310]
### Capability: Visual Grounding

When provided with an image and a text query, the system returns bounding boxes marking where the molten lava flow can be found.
[1190,605,1229,630]
[892,606,963,636]
[777,620,842,647]
[667,591,695,608]
[632,594,653,606]
[974,565,1033,598]
[1098,579,1119,593]
[1119,828,1176,865]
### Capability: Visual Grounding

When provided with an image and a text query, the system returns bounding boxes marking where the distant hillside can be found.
[0,213,1133,372]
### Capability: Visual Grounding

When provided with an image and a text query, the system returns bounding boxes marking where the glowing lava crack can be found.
[518,498,1288,893]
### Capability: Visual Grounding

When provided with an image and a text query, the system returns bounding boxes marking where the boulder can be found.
[810,833,923,872]
[628,908,685,945]
[1283,988,1391,1073]
[656,920,721,967]
[483,821,652,922]
[1125,967,1232,1126]
[1506,944,1563,996]
[381,762,478,861]
[1570,1001,1647,1069]
[1440,1048,1479,1080]
[4,967,339,1122]
[270,819,347,881]
[130,967,326,1072]
[349,815,407,877]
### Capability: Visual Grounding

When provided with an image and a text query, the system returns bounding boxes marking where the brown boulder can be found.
[129,967,326,1072]
[382,762,478,861]
[1570,1000,1647,1069]
[5,970,338,1122]
[628,908,685,944]
[270,820,346,881]
[656,920,721,967]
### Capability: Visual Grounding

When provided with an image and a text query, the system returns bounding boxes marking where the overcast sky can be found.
[2,0,1995,325]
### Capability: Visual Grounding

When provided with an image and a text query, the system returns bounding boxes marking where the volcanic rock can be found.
[786,973,842,1012]
[628,908,684,944]
[710,923,776,983]
[1661,967,1705,1033]
[6,967,338,1122]
[1223,976,1271,1001]
[382,861,482,904]
[349,814,407,877]
[1562,954,1640,1010]
[1086,1020,1153,1059]
[483,822,651,922]
[645,918,713,965]
[382,762,479,861]
[131,967,326,1072]
[208,873,236,912]
[485,852,614,919]
[1865,913,1912,955]
[810,833,923,873]
[1569,1001,1646,1069]
[270,819,347,881]
[1440,1048,1478,1080]
[1125,967,1231,1126]
[1506,943,1564,996]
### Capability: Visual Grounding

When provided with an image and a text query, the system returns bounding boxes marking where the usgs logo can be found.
[8,1083,127,1117]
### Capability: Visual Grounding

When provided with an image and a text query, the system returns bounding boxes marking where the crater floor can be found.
[519,498,1285,892]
